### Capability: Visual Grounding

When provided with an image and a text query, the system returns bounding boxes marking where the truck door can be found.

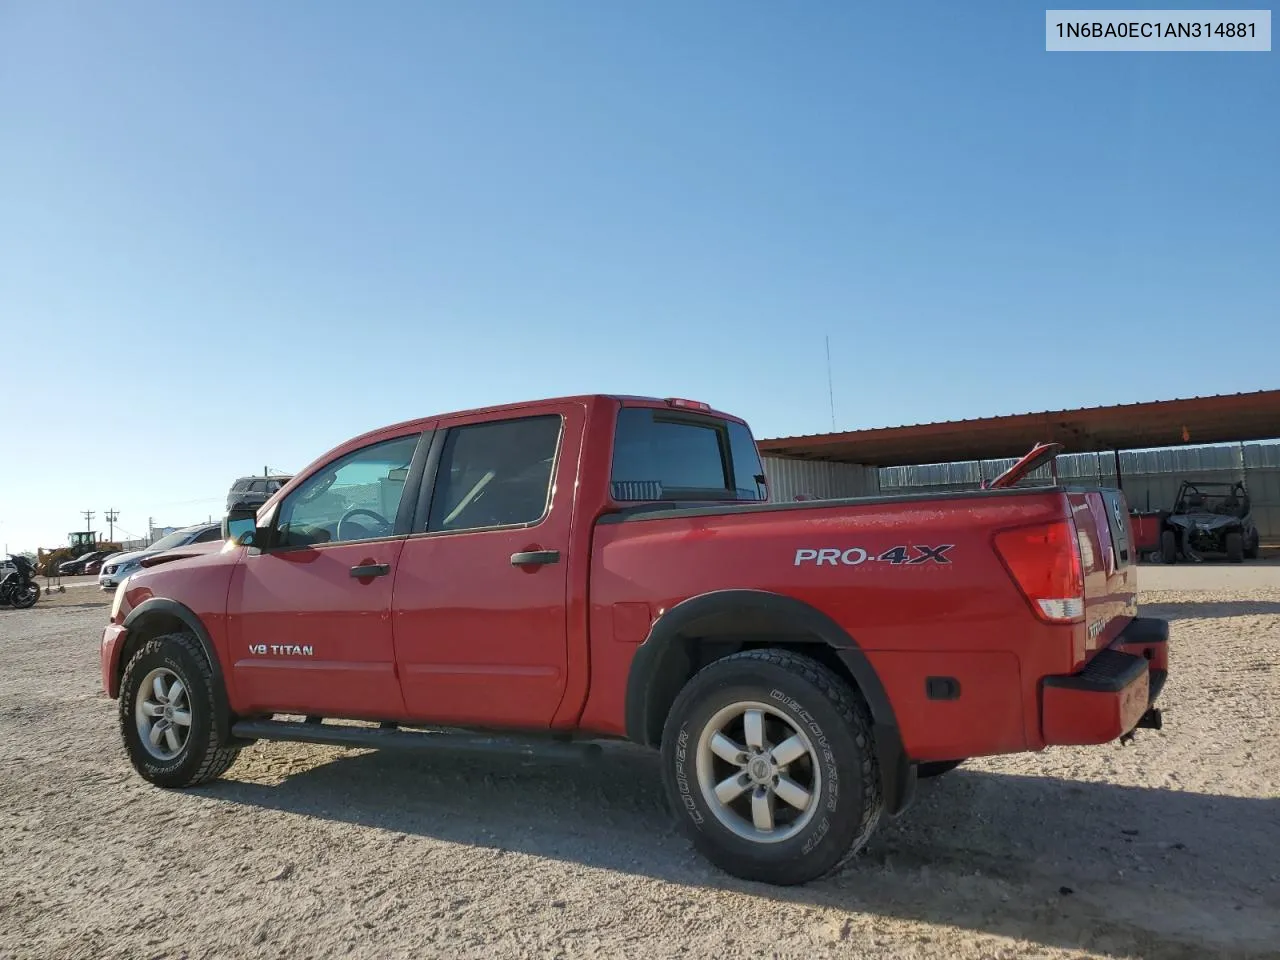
[392,404,583,729]
[228,430,429,719]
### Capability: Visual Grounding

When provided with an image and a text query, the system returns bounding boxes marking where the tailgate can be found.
[1071,487,1139,664]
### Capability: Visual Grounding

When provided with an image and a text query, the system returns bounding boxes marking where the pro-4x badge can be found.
[793,545,954,567]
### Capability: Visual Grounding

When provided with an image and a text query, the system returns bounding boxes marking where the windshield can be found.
[147,528,200,552]
[610,407,766,502]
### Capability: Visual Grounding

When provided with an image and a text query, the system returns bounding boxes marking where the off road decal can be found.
[793,545,954,567]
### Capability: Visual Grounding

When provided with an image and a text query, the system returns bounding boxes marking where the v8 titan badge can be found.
[793,545,954,567]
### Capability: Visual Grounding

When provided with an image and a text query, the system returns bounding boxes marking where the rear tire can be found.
[917,759,964,779]
[1226,532,1244,563]
[118,631,240,788]
[1244,531,1260,560]
[1161,530,1178,565]
[11,582,39,609]
[660,649,882,886]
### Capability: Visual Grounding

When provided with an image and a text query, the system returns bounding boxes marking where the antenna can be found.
[825,335,836,432]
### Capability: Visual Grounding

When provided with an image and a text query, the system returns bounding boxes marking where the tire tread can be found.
[119,631,239,787]
[668,647,882,883]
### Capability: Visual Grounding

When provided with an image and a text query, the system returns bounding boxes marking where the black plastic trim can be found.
[1116,616,1169,646]
[1148,669,1167,703]
[231,718,604,763]
[925,676,961,701]
[510,550,560,566]
[121,598,232,741]
[1043,649,1147,694]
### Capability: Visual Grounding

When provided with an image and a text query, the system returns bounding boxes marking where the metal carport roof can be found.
[758,390,1280,467]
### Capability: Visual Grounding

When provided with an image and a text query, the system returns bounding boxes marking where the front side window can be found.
[275,433,421,547]
[610,407,766,502]
[426,416,562,533]
[192,527,222,544]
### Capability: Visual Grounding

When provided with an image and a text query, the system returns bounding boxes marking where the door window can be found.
[426,416,562,533]
[274,434,421,547]
[193,527,222,544]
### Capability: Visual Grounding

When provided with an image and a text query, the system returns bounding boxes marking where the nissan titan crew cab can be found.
[100,394,1169,886]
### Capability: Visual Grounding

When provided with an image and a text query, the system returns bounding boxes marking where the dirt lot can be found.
[1,568,1277,960]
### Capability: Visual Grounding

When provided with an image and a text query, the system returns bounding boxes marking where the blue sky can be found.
[1,2,1276,552]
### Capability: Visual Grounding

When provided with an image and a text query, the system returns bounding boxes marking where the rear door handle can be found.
[510,550,560,567]
[350,563,391,579]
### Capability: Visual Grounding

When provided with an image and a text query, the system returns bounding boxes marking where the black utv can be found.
[1161,480,1261,564]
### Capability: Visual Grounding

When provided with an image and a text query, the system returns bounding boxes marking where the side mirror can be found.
[223,502,260,546]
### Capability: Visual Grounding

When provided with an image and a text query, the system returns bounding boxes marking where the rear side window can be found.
[610,407,766,502]
[192,527,222,544]
[426,416,563,533]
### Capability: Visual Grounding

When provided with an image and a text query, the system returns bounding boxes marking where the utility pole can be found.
[105,509,119,542]
[147,516,154,545]
[82,510,95,541]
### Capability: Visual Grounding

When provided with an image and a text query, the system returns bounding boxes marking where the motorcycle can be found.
[0,553,41,609]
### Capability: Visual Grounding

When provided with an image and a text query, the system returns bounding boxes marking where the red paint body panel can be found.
[864,651,1026,761]
[229,539,408,719]
[100,393,1161,772]
[391,401,586,729]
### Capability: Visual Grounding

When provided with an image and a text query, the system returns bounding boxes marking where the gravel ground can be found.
[1,568,1277,960]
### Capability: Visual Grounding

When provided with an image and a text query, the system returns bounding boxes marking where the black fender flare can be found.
[624,588,915,815]
[122,598,233,742]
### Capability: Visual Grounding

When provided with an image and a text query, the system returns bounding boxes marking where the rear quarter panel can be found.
[582,491,1091,761]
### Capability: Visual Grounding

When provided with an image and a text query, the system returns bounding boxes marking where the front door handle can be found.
[510,550,560,567]
[350,562,391,579]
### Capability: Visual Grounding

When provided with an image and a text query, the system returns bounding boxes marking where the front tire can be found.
[118,631,240,788]
[11,582,39,608]
[1225,531,1244,564]
[660,649,882,886]
[1244,530,1260,560]
[1161,529,1178,565]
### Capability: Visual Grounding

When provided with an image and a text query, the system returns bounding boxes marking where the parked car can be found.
[97,523,222,591]
[84,553,120,576]
[100,393,1167,886]
[59,550,116,577]
[1161,480,1261,564]
[226,475,292,512]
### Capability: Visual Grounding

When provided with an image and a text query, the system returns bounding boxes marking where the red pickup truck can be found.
[100,394,1168,885]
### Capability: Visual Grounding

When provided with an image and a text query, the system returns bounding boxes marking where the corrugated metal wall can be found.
[762,456,881,503]
[878,441,1280,539]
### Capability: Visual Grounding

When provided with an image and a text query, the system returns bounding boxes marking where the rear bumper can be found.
[1042,616,1168,746]
[101,623,128,699]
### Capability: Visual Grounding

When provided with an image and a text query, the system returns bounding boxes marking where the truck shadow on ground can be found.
[203,744,1280,959]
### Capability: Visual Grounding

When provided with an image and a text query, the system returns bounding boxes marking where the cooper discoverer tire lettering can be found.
[660,648,882,886]
[118,631,240,788]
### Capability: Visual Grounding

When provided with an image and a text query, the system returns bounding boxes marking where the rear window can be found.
[610,407,766,502]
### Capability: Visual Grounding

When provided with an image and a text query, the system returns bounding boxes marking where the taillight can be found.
[993,518,1085,623]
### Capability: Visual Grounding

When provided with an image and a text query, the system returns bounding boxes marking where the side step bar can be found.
[230,718,605,763]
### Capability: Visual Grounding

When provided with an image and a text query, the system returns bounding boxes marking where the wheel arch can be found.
[624,589,914,815]
[121,599,232,741]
